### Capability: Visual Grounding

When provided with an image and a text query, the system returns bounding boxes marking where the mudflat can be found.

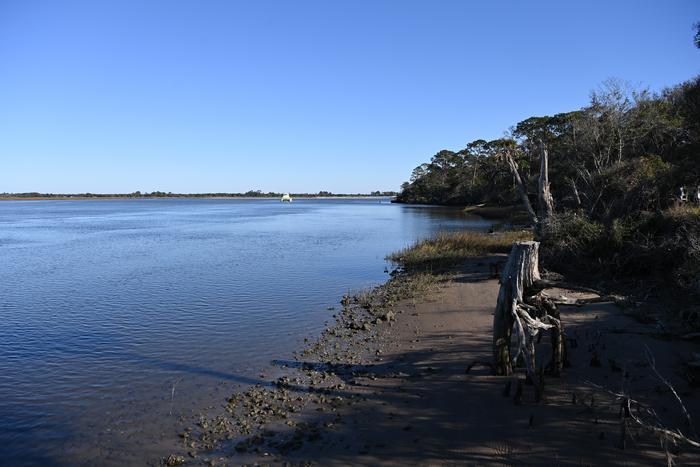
[179,258,700,466]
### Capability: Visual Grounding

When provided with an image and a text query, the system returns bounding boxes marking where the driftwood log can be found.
[493,241,565,378]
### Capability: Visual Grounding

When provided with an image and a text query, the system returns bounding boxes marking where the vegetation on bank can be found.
[397,75,700,211]
[396,33,700,295]
[542,205,700,290]
[388,230,532,272]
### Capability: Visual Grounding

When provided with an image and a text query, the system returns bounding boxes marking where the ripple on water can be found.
[0,198,492,465]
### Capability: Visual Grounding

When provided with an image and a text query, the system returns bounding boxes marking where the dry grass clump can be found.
[664,204,700,222]
[387,230,532,271]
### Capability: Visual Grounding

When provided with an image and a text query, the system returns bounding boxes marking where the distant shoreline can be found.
[0,195,396,201]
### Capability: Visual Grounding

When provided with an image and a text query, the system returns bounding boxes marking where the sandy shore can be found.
[167,257,700,466]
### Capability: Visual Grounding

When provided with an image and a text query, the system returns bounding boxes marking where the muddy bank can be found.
[160,257,700,466]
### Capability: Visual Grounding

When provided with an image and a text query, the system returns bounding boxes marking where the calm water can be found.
[0,198,491,465]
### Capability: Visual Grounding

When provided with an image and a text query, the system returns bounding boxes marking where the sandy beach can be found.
[168,256,700,466]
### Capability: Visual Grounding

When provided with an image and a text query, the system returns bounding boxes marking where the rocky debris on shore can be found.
[160,271,443,465]
[164,454,186,466]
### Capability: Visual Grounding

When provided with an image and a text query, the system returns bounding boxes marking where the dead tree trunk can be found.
[504,144,555,239]
[504,152,538,227]
[493,241,565,379]
[566,177,581,207]
[538,142,554,224]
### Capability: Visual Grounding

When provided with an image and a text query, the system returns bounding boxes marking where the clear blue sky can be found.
[1,0,698,194]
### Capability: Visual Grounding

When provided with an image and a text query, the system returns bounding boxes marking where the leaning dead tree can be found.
[503,141,554,238]
[504,151,538,227]
[493,241,565,379]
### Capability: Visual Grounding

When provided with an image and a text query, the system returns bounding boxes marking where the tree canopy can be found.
[397,75,700,221]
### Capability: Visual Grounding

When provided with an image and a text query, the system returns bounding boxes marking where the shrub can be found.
[542,207,700,291]
[541,213,605,268]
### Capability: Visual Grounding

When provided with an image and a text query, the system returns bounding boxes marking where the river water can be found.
[0,198,491,465]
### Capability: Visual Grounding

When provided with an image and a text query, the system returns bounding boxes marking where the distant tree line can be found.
[1,190,398,199]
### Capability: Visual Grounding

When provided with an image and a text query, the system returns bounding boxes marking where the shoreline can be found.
[0,196,395,202]
[161,246,700,465]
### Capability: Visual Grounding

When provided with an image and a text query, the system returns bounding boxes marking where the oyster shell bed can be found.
[161,272,440,466]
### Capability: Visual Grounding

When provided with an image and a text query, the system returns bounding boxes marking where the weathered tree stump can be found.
[493,241,541,376]
[493,241,565,379]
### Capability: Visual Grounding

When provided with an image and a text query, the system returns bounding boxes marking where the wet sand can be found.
[169,257,700,466]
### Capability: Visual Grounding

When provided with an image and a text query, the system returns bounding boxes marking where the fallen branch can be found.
[539,291,621,307]
[584,380,700,449]
[645,345,696,436]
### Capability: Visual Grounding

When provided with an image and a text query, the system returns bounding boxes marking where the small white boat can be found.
[281,193,292,202]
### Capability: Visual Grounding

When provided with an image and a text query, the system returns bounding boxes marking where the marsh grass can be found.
[387,230,533,271]
[345,230,531,320]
